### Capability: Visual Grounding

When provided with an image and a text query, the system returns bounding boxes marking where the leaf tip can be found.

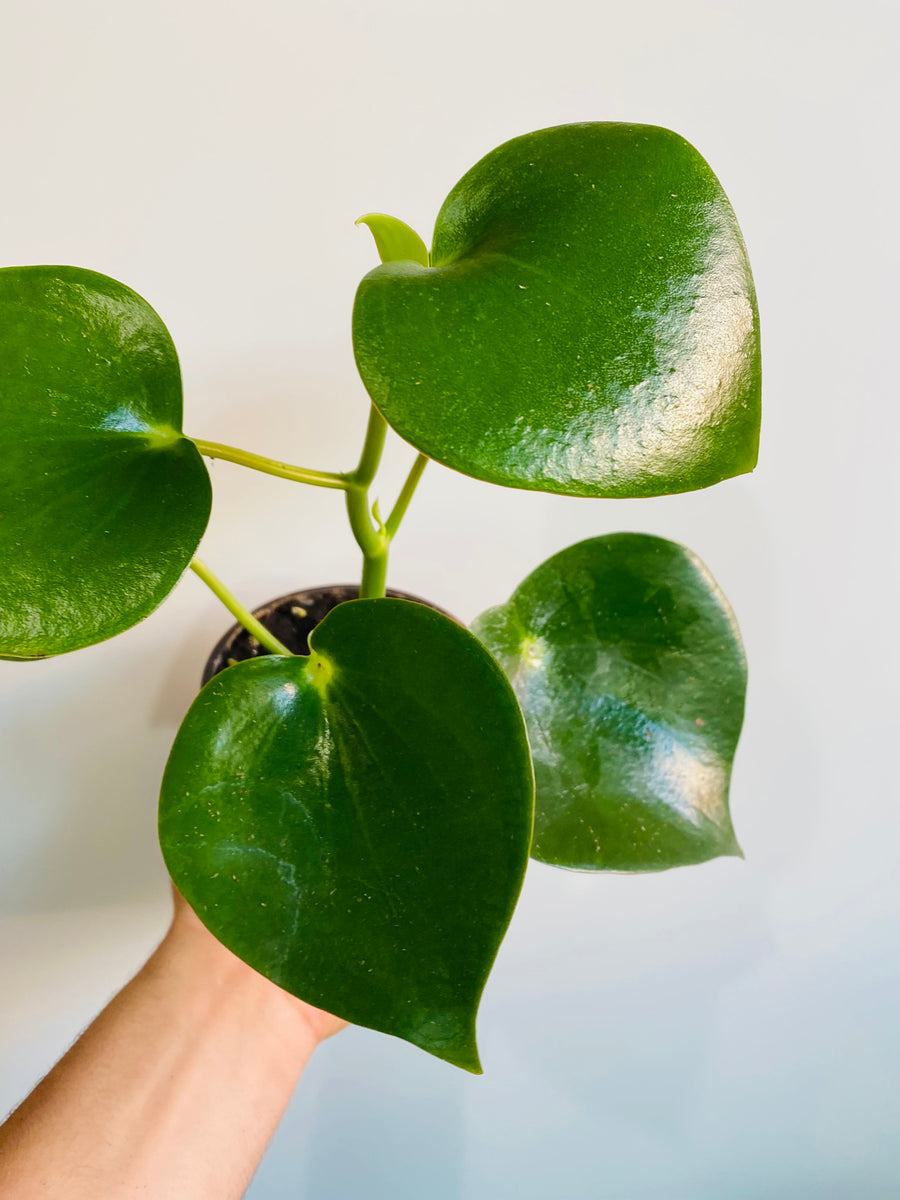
[407,1006,484,1074]
[726,835,746,862]
[440,1038,483,1075]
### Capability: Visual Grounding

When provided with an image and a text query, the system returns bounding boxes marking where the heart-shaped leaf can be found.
[0,266,211,658]
[159,598,534,1071]
[353,122,760,498]
[472,535,746,871]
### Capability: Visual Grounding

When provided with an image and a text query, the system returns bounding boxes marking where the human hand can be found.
[168,885,348,1046]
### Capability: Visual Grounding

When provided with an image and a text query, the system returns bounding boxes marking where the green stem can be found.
[191,438,348,490]
[347,480,389,598]
[346,406,390,599]
[385,453,428,539]
[345,483,386,560]
[349,406,388,488]
[359,545,388,599]
[347,216,432,599]
[190,559,292,656]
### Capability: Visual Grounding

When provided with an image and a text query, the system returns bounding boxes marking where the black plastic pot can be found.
[202,585,457,686]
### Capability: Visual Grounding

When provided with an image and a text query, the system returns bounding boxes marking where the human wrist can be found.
[163,890,344,1048]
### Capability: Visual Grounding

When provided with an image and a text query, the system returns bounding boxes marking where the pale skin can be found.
[0,890,346,1199]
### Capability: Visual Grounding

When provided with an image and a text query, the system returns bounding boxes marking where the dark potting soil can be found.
[201,585,455,687]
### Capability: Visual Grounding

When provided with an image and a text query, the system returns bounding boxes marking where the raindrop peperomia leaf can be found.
[0,266,210,658]
[472,535,746,871]
[353,122,760,498]
[159,598,534,1072]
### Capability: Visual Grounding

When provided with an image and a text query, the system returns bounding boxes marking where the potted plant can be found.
[0,121,760,1074]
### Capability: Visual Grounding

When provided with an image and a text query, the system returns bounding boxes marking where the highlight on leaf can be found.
[472,534,747,872]
[159,598,534,1071]
[353,122,761,499]
[0,265,211,658]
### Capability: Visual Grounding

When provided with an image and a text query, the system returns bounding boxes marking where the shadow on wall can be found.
[250,1026,470,1200]
[0,614,222,916]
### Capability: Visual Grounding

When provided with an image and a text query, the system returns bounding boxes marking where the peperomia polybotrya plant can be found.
[0,123,760,1072]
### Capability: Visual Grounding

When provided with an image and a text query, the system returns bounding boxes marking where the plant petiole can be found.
[189,559,293,657]
[385,453,428,538]
[348,405,388,489]
[191,438,348,490]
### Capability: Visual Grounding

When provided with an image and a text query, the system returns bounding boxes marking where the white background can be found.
[1,1,898,1196]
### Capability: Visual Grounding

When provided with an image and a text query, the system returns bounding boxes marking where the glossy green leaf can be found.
[159,599,534,1071]
[353,122,760,498]
[472,535,746,871]
[0,266,211,657]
